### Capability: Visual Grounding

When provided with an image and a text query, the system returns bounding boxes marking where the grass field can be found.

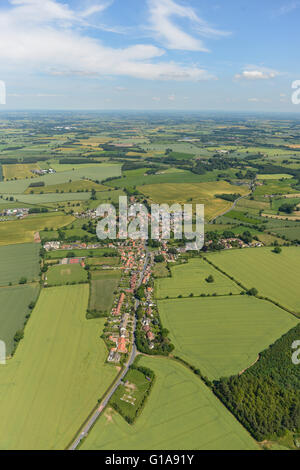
[206,247,300,313]
[0,243,40,285]
[0,285,39,355]
[89,270,121,312]
[254,179,298,197]
[45,248,115,260]
[24,179,108,194]
[158,296,298,379]
[81,356,258,450]
[3,163,40,180]
[138,182,249,221]
[153,262,170,278]
[257,174,293,180]
[0,285,117,450]
[110,368,152,422]
[88,257,120,266]
[0,214,74,245]
[155,258,240,298]
[11,192,92,204]
[46,264,88,286]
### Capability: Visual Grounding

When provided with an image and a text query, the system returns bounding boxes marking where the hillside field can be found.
[0,285,117,450]
[206,247,300,314]
[158,296,298,379]
[0,243,40,285]
[81,356,258,450]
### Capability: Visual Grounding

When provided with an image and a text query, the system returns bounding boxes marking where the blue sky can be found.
[0,0,299,111]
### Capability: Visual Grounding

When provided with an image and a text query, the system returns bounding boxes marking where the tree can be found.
[247,287,258,296]
[273,246,282,254]
[206,275,214,283]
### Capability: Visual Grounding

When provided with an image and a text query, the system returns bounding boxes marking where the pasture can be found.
[89,270,121,312]
[0,243,40,285]
[206,247,300,314]
[155,258,240,299]
[45,264,88,286]
[0,285,117,450]
[138,182,249,221]
[0,285,39,355]
[158,296,298,379]
[81,356,258,450]
[45,247,115,260]
[257,174,293,180]
[0,214,74,245]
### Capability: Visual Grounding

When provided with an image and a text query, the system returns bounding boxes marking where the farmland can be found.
[3,163,40,180]
[155,258,240,298]
[0,284,39,355]
[158,296,298,379]
[81,356,258,450]
[138,182,249,221]
[24,179,107,194]
[0,285,117,450]
[0,214,74,245]
[45,247,115,260]
[45,264,88,286]
[0,243,40,285]
[206,247,300,314]
[89,270,121,312]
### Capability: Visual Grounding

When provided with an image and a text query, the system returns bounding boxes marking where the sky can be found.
[0,0,299,111]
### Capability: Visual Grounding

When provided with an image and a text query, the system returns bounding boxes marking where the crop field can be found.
[11,192,92,204]
[138,182,249,221]
[90,269,121,281]
[45,264,88,286]
[158,296,298,379]
[254,179,298,197]
[270,225,300,241]
[223,210,263,225]
[24,180,107,194]
[3,163,40,180]
[0,285,39,355]
[257,174,293,180]
[81,356,258,450]
[106,168,237,189]
[206,247,300,313]
[155,258,240,298]
[0,285,117,450]
[45,247,115,260]
[0,214,74,245]
[0,164,121,194]
[89,271,121,312]
[0,243,40,285]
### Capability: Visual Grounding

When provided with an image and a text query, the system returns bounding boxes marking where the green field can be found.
[81,356,258,450]
[0,243,40,285]
[206,247,300,313]
[89,270,121,312]
[257,174,293,180]
[254,179,298,197]
[88,256,120,266]
[45,247,115,260]
[0,285,39,355]
[46,264,88,286]
[0,285,117,450]
[0,214,74,245]
[158,296,298,379]
[25,179,107,194]
[155,258,240,298]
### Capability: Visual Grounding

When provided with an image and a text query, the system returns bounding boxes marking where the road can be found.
[209,191,252,224]
[68,248,150,450]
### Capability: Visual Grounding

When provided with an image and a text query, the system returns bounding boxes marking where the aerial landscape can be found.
[0,0,299,455]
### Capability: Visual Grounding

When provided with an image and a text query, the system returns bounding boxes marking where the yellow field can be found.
[138,182,250,221]
[0,214,74,245]
[3,164,40,180]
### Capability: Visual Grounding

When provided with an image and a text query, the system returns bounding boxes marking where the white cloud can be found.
[235,66,280,81]
[147,0,229,51]
[168,94,176,101]
[0,0,215,82]
[276,1,300,15]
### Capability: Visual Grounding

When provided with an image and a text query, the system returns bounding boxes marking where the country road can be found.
[209,188,253,224]
[68,248,150,450]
